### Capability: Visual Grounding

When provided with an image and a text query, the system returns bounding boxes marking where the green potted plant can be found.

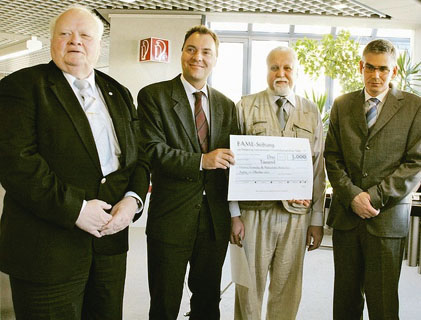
[395,50,421,96]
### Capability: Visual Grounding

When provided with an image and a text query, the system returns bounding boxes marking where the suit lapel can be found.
[47,62,102,174]
[95,73,127,167]
[172,76,201,152]
[350,90,368,136]
[369,88,402,138]
[208,86,223,151]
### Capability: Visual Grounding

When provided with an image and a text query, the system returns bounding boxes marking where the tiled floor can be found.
[1,225,421,319]
[123,228,421,320]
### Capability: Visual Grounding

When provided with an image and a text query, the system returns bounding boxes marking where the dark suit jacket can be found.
[0,61,150,283]
[137,75,238,246]
[325,86,421,237]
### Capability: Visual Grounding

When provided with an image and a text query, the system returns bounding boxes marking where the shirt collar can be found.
[180,74,208,98]
[364,87,389,103]
[267,88,296,108]
[63,70,96,91]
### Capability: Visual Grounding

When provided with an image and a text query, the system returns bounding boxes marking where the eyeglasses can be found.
[363,63,391,74]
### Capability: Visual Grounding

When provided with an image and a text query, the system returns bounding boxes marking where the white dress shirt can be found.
[63,71,143,212]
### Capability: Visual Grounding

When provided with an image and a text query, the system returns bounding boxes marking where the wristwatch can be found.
[131,196,141,209]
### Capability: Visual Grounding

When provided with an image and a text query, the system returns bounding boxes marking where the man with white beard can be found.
[233,46,326,320]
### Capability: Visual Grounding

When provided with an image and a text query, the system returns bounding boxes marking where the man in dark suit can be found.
[0,6,149,320]
[325,39,421,319]
[137,25,244,319]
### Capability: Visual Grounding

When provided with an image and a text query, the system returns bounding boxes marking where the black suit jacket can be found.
[137,75,238,246]
[325,86,421,237]
[0,61,149,283]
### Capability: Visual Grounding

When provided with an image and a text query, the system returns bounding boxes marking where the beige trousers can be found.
[234,206,309,320]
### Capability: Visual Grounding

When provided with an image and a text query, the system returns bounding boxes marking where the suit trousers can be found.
[332,223,405,320]
[234,206,309,320]
[9,252,127,320]
[147,196,228,320]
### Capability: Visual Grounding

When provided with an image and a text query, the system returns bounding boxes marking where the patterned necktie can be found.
[366,97,380,129]
[276,97,288,130]
[193,91,209,153]
[73,79,95,111]
[74,79,113,173]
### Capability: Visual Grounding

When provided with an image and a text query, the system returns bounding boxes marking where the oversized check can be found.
[228,135,313,201]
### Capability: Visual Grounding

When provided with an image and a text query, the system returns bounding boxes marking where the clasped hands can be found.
[75,197,138,238]
[351,192,380,219]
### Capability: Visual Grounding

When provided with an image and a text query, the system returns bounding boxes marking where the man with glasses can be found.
[325,39,421,319]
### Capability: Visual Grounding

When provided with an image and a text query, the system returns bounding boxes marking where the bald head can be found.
[50,7,103,79]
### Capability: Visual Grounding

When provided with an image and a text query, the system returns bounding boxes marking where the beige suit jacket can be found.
[236,89,326,226]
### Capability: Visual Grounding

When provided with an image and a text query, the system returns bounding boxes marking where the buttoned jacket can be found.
[324,86,421,237]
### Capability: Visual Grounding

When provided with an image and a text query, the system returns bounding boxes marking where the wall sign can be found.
[139,37,169,63]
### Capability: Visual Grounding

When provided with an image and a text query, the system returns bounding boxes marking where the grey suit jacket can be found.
[137,75,238,245]
[324,86,421,237]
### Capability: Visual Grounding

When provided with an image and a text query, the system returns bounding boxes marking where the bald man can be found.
[234,46,325,320]
[0,6,149,319]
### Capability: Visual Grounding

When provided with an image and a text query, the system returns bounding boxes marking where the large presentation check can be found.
[228,135,313,201]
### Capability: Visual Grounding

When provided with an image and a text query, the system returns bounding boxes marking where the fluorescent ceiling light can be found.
[120,0,136,3]
[0,36,43,62]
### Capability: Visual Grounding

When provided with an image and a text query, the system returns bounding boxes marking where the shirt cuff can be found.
[79,200,87,215]
[309,210,324,226]
[125,191,144,213]
[229,201,241,217]
[200,154,203,171]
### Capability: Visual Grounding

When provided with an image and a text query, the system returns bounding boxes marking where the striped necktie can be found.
[193,91,209,153]
[366,97,380,129]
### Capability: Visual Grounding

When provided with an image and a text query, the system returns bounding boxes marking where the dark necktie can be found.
[193,91,209,153]
[366,97,380,129]
[276,97,288,130]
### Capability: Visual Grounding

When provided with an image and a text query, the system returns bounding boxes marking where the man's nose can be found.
[69,33,82,45]
[192,51,203,61]
[276,69,285,77]
[373,69,381,77]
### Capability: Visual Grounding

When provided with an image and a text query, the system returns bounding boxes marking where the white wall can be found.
[108,14,202,101]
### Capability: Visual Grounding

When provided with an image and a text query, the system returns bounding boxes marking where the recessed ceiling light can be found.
[333,3,348,10]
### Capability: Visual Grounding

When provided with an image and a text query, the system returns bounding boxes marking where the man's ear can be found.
[359,60,364,74]
[391,65,398,80]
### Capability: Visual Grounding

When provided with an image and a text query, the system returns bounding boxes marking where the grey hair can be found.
[49,6,104,39]
[362,39,397,63]
[266,46,298,66]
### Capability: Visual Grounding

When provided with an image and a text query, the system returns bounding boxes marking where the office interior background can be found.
[1,0,421,319]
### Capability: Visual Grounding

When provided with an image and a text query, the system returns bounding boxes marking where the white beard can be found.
[272,78,291,96]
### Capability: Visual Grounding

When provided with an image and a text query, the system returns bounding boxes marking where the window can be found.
[209,22,412,107]
[253,23,290,33]
[250,40,289,93]
[336,27,372,37]
[377,28,413,38]
[294,25,331,35]
[209,22,248,32]
[211,42,245,103]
